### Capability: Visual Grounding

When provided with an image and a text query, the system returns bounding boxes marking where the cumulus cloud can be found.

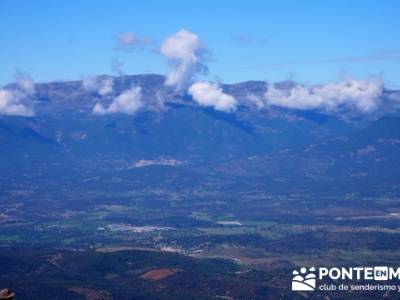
[245,94,266,110]
[264,78,383,113]
[160,29,209,91]
[98,78,113,96]
[82,76,113,96]
[0,71,35,116]
[0,89,34,116]
[116,32,153,49]
[93,86,142,115]
[188,81,237,112]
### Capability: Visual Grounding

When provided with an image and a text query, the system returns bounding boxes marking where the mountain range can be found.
[1,74,400,198]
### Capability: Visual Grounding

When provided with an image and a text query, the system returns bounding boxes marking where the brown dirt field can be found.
[140,268,182,281]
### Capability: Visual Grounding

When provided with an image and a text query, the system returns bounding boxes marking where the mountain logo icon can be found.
[292,267,316,291]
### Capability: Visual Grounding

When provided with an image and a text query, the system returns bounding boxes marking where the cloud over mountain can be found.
[264,78,384,113]
[0,89,34,116]
[0,71,35,116]
[189,81,237,112]
[93,86,142,115]
[15,70,35,95]
[82,76,114,96]
[160,29,209,92]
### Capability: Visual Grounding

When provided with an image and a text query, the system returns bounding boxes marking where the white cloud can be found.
[188,81,237,112]
[160,29,208,91]
[82,76,97,91]
[0,89,34,116]
[98,78,113,96]
[93,86,142,115]
[264,78,383,113]
[82,76,113,96]
[15,70,35,94]
[116,32,152,49]
[0,71,35,116]
[246,94,265,110]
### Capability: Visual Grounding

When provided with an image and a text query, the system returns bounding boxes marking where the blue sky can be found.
[1,0,400,86]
